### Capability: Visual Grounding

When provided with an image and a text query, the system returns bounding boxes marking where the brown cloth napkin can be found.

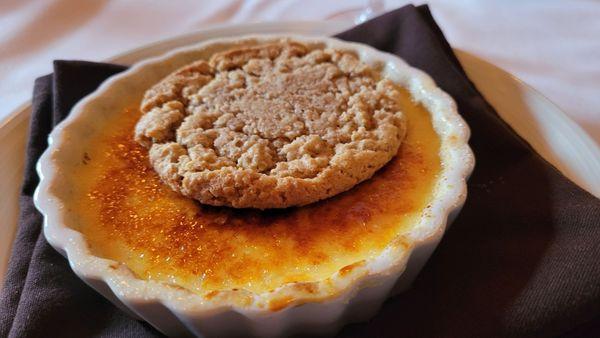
[1,5,599,338]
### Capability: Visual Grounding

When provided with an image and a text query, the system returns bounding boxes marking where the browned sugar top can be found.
[70,87,440,294]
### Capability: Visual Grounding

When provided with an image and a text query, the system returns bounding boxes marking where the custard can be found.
[68,87,440,295]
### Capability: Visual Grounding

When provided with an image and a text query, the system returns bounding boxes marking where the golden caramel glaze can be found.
[69,87,441,294]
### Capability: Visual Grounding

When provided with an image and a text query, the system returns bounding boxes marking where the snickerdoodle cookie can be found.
[134,40,406,209]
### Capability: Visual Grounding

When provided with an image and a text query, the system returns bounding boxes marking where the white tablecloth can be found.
[1,0,598,144]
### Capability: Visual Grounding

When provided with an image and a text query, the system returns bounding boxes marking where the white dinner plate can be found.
[1,21,599,287]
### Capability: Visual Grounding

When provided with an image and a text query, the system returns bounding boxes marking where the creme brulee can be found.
[67,87,441,295]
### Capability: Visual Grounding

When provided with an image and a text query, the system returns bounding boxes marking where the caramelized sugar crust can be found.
[72,88,440,294]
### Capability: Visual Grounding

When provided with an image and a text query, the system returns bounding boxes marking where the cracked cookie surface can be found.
[135,40,406,209]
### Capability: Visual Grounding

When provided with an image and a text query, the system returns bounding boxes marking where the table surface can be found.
[1,0,599,146]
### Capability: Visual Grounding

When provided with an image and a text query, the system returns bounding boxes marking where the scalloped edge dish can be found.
[34,35,474,337]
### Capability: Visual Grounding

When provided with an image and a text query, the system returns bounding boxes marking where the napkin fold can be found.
[1,5,599,338]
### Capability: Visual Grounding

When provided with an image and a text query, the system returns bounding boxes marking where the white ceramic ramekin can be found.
[34,35,474,337]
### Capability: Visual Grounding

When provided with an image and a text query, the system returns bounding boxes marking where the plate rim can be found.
[454,48,600,196]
